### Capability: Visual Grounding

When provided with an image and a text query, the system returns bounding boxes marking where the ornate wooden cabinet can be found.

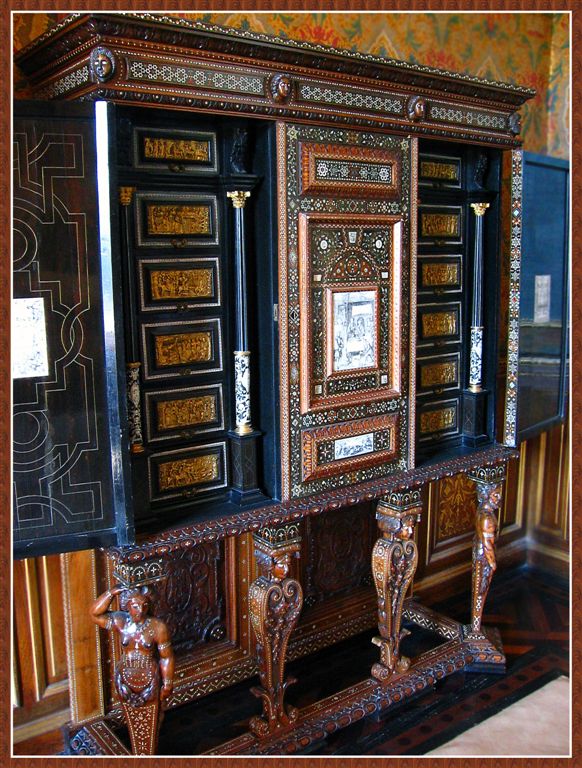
[13,13,533,756]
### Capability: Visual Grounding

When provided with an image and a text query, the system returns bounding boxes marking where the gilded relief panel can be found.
[133,127,218,173]
[135,191,219,247]
[418,303,461,346]
[139,257,220,312]
[417,353,460,394]
[418,206,463,245]
[149,443,227,503]
[154,331,212,368]
[417,399,459,441]
[419,154,461,187]
[418,257,462,293]
[141,320,222,381]
[145,384,224,444]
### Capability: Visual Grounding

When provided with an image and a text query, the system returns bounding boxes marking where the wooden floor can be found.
[14,563,569,756]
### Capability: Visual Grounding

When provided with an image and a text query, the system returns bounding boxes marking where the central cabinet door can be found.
[277,124,417,500]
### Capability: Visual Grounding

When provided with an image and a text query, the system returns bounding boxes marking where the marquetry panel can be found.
[416,352,460,396]
[144,384,224,445]
[141,319,222,380]
[134,191,219,248]
[418,205,463,245]
[417,302,462,346]
[278,122,415,500]
[418,256,463,294]
[436,474,477,543]
[299,142,401,198]
[298,212,403,413]
[419,153,462,188]
[12,556,69,728]
[417,397,460,442]
[148,442,228,503]
[132,126,218,173]
[138,257,220,312]
[301,414,398,482]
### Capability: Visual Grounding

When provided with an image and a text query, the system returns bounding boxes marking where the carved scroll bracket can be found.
[466,464,506,637]
[371,491,422,683]
[248,523,303,739]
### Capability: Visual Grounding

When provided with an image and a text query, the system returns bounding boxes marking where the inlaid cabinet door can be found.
[12,101,133,557]
[277,124,417,500]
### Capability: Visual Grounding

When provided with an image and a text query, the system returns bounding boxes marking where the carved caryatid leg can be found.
[91,557,174,756]
[371,491,422,683]
[248,524,303,738]
[467,464,506,636]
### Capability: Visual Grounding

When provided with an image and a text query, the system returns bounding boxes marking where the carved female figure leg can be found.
[371,492,422,683]
[248,524,303,738]
[467,465,506,636]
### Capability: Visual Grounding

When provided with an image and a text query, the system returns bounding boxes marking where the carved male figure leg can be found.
[90,559,174,756]
[248,524,303,738]
[466,465,506,636]
[371,492,422,683]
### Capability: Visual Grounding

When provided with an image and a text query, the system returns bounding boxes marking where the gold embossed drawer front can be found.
[133,127,218,174]
[135,191,219,248]
[417,398,460,442]
[141,319,223,381]
[416,353,460,396]
[418,302,462,346]
[139,257,220,312]
[144,384,224,444]
[418,205,463,245]
[149,443,227,503]
[418,256,462,294]
[419,153,461,188]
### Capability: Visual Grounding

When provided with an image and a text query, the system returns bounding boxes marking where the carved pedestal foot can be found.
[249,523,303,738]
[466,464,506,638]
[371,492,422,683]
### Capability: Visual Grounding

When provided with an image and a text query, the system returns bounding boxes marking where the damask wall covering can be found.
[13,11,569,159]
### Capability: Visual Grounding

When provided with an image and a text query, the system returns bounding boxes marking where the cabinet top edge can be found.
[15,12,535,107]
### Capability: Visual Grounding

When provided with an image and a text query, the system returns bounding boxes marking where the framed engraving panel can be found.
[133,126,218,174]
[417,398,460,442]
[141,319,223,380]
[134,191,219,248]
[416,352,461,396]
[418,255,463,295]
[138,257,220,312]
[417,302,462,347]
[299,142,401,199]
[299,213,402,413]
[418,205,463,246]
[149,442,227,504]
[418,153,462,188]
[144,384,224,444]
[301,414,399,482]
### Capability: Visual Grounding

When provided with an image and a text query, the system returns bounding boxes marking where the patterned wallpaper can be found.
[13,11,569,158]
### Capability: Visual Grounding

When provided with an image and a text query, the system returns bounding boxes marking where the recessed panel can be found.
[418,205,463,246]
[138,257,220,312]
[418,256,462,294]
[419,153,462,188]
[417,302,462,346]
[141,319,222,380]
[135,191,219,248]
[417,398,460,442]
[416,352,461,396]
[149,442,227,503]
[144,384,224,444]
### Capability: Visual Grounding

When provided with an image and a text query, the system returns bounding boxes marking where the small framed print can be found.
[328,287,379,374]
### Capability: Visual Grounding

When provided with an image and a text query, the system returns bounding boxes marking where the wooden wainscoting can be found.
[12,555,70,743]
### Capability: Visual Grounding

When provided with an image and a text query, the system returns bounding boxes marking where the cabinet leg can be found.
[248,523,303,738]
[467,465,506,636]
[371,491,422,683]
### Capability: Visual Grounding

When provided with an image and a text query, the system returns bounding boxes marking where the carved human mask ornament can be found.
[508,111,522,135]
[269,73,293,103]
[90,46,115,82]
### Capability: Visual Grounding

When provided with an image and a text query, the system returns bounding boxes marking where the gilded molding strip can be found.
[146,204,211,236]
[503,150,523,447]
[158,454,219,491]
[157,395,217,431]
[150,268,213,300]
[154,331,212,367]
